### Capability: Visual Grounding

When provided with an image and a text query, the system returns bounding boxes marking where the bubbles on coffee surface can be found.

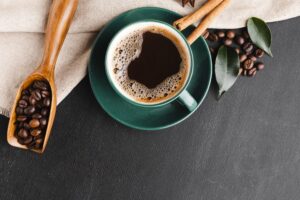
[111,26,188,103]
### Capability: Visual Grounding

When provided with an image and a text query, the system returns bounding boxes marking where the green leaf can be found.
[247,17,273,57]
[215,46,240,99]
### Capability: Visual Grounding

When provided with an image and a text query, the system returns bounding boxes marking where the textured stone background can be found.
[0,17,299,200]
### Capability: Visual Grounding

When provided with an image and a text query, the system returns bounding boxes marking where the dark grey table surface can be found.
[1,17,300,200]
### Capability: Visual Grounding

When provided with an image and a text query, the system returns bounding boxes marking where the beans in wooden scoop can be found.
[14,80,51,149]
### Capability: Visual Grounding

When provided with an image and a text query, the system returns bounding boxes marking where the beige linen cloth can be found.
[0,0,299,117]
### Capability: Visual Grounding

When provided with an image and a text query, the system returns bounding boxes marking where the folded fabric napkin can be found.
[0,0,299,117]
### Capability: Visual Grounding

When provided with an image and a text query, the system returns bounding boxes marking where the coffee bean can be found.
[248,68,257,77]
[224,38,232,46]
[21,95,29,101]
[16,115,27,122]
[18,122,24,129]
[27,141,36,149]
[36,102,44,109]
[22,136,33,145]
[17,129,29,139]
[31,143,42,149]
[18,136,33,145]
[217,31,225,38]
[41,108,48,116]
[33,80,48,90]
[243,59,254,70]
[235,48,240,54]
[226,31,235,39]
[245,50,253,56]
[24,123,31,130]
[40,118,47,127]
[43,97,51,107]
[32,113,42,119]
[41,90,50,98]
[18,100,28,108]
[239,54,247,62]
[32,89,42,101]
[28,87,34,93]
[16,107,23,115]
[29,119,40,128]
[243,42,254,53]
[256,62,265,71]
[238,68,243,76]
[243,30,250,39]
[208,33,218,42]
[30,129,42,137]
[203,31,209,39]
[17,137,26,145]
[24,106,35,115]
[35,138,44,145]
[235,36,245,45]
[33,134,43,140]
[33,138,44,149]
[29,95,37,105]
[28,138,43,149]
[21,90,30,96]
[255,49,265,58]
[249,55,257,62]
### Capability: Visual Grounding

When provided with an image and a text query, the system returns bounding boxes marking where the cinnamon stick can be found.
[187,0,231,44]
[174,0,224,31]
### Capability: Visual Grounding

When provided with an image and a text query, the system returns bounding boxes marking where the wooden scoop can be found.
[7,0,78,153]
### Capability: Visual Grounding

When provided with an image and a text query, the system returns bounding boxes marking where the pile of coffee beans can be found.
[14,80,51,150]
[204,29,266,77]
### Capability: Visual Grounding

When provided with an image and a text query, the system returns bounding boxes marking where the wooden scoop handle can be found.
[40,0,78,74]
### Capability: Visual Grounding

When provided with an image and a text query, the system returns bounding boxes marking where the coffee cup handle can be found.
[177,90,197,112]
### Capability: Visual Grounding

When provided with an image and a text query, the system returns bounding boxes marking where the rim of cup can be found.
[105,20,194,107]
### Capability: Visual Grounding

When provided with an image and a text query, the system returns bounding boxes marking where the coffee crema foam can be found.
[111,26,189,103]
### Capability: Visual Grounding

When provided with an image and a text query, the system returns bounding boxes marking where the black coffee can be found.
[128,32,182,89]
[111,25,189,104]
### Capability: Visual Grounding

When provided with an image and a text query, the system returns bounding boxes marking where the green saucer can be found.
[88,7,212,130]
